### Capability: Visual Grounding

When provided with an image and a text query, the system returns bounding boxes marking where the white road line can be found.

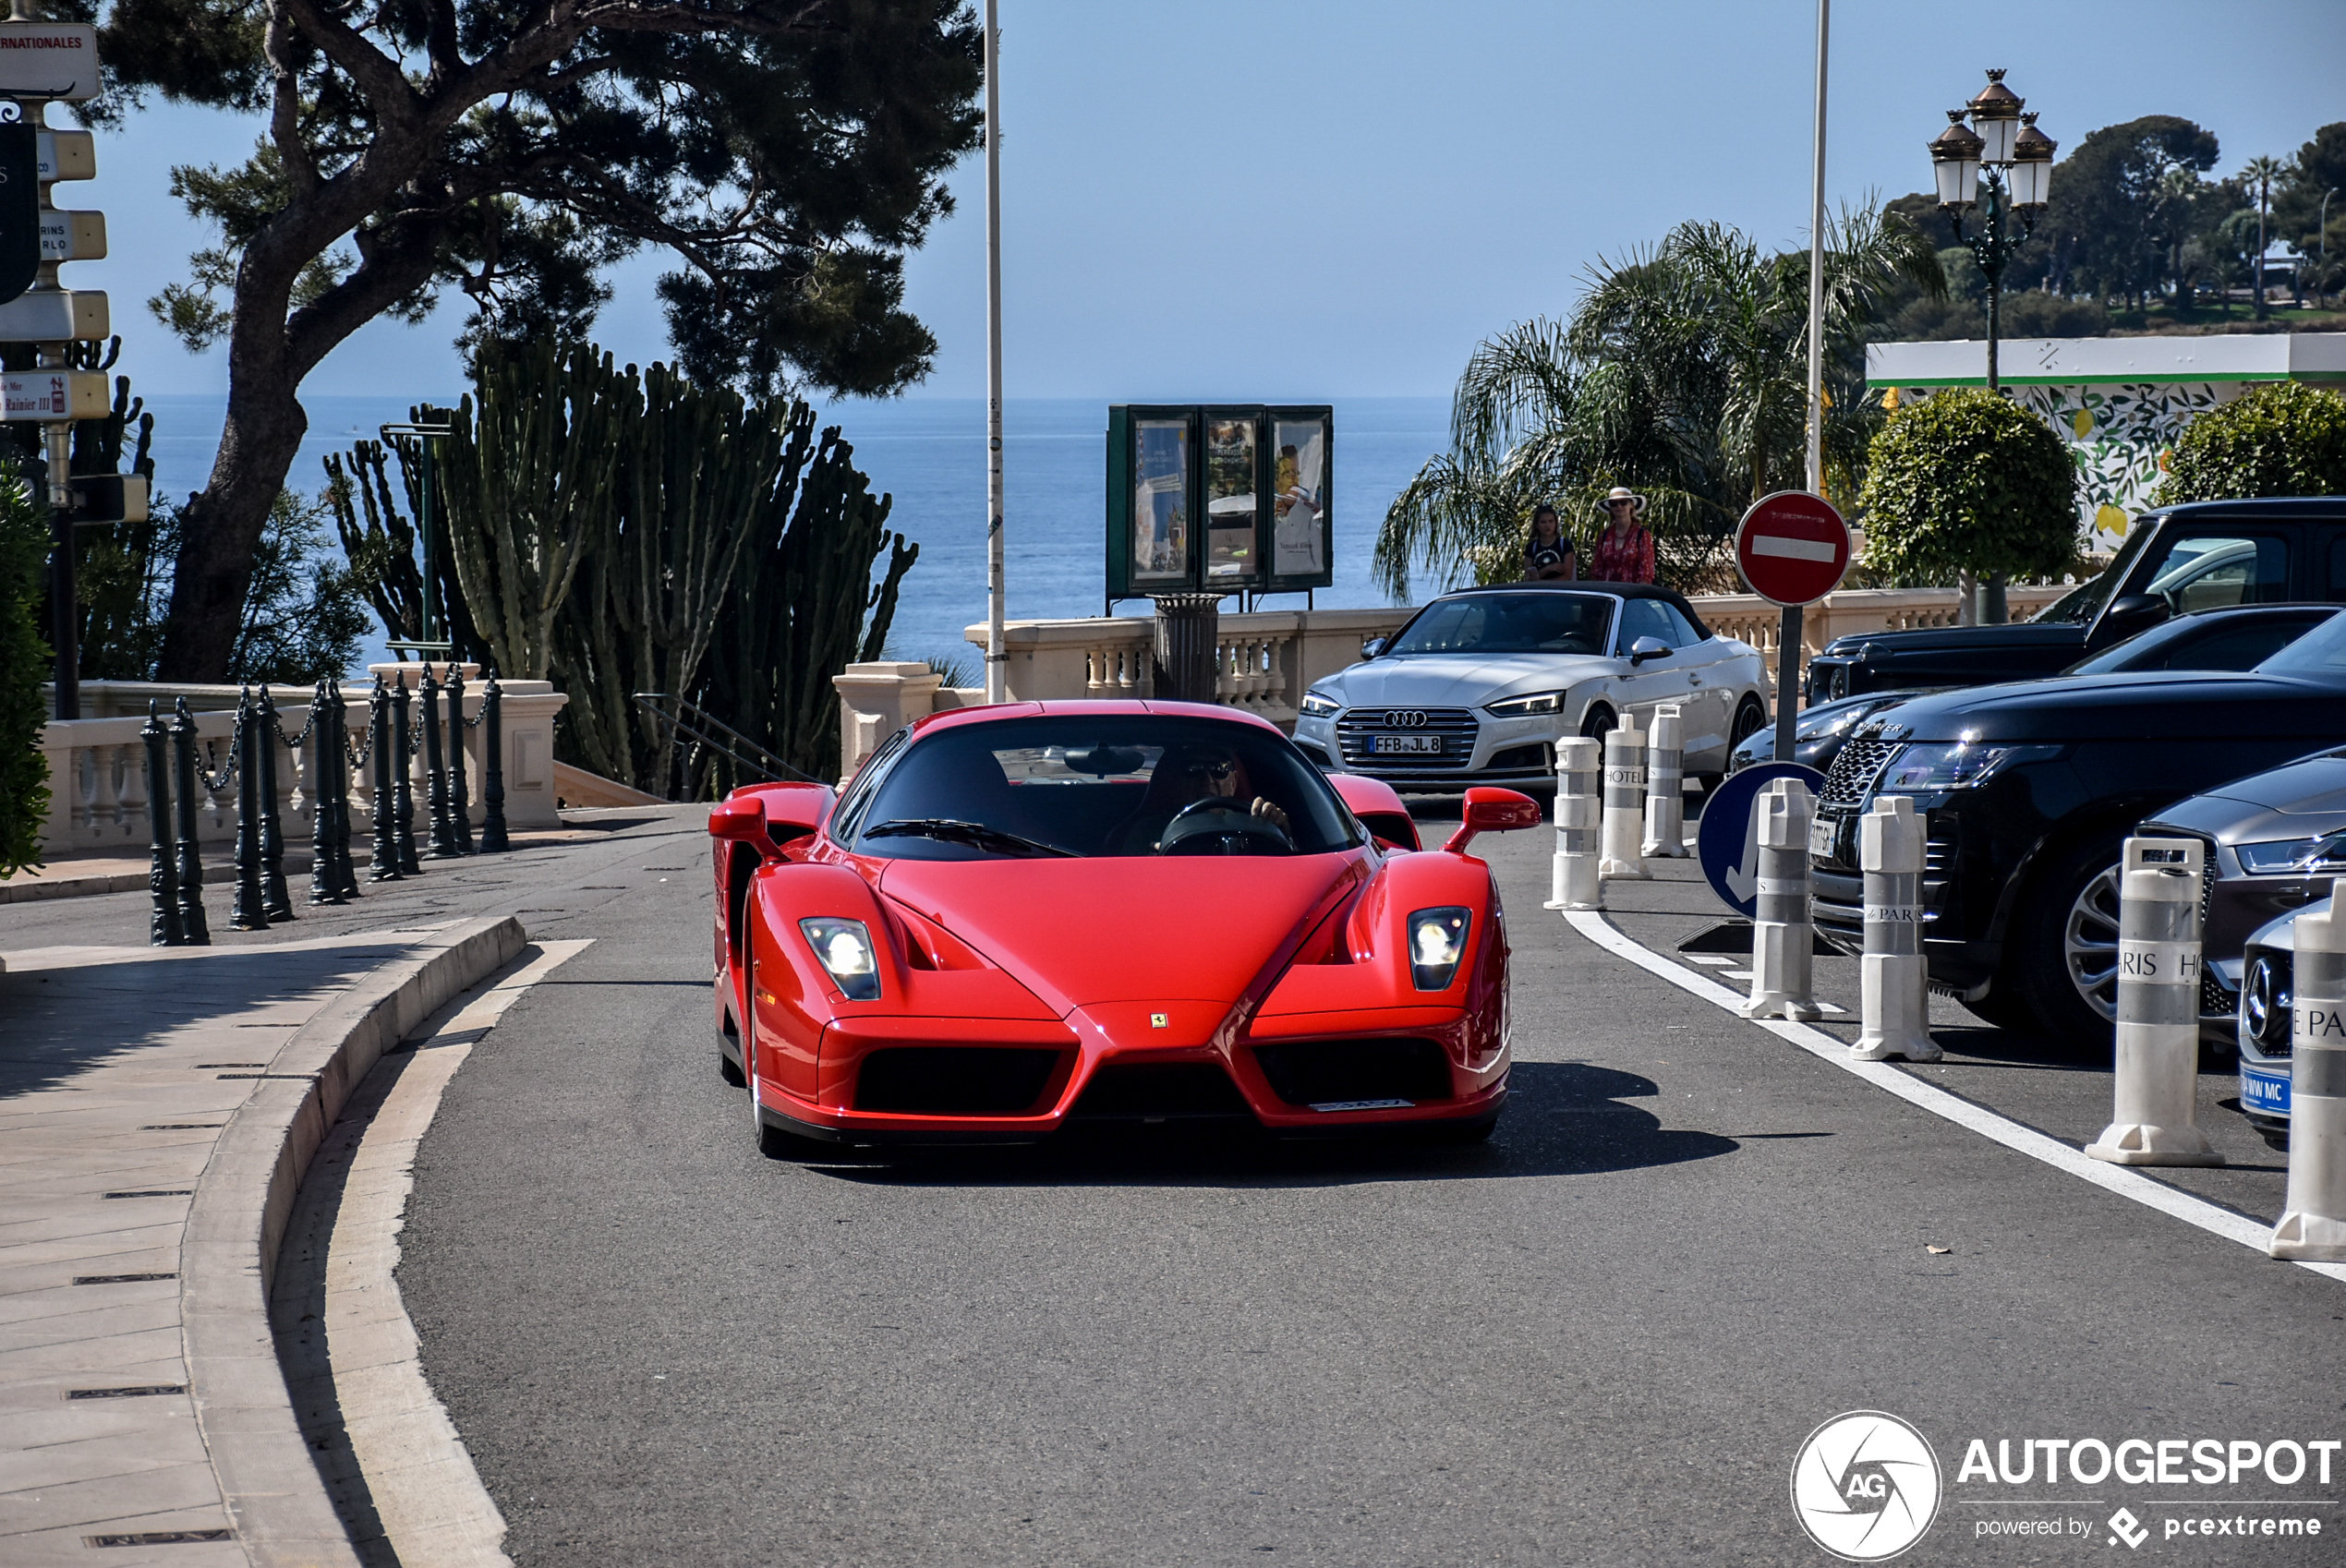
[1564,909,2346,1286]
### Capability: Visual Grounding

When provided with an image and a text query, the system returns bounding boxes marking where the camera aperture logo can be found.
[1792,1411,1943,1561]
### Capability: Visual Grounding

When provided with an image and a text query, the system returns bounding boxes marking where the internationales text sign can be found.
[0,24,101,102]
[1735,490,1852,608]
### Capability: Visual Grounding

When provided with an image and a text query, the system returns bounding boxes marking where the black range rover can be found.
[1806,612,2346,1041]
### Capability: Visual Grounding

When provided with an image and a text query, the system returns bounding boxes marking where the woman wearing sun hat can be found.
[1586,487,1654,584]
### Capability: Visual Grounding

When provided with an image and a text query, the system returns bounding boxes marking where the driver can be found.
[1106,743,1290,855]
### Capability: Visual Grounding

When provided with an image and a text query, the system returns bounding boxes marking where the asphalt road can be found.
[397,803,2346,1567]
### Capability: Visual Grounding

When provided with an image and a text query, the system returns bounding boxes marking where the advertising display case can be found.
[1106,404,1332,603]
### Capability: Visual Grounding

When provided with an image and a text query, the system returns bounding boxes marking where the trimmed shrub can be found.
[2157,381,2346,504]
[1858,388,2079,585]
[0,462,50,877]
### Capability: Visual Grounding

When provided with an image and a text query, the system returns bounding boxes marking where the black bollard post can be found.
[327,679,362,900]
[143,701,184,947]
[369,677,402,881]
[230,689,269,931]
[421,666,458,858]
[170,698,212,945]
[256,685,293,920]
[445,663,474,854]
[391,674,422,876]
[308,681,353,905]
[478,669,510,853]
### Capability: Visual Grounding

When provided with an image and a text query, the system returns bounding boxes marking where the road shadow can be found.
[799,1060,1739,1189]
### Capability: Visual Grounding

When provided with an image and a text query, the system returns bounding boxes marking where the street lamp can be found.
[1927,68,2056,623]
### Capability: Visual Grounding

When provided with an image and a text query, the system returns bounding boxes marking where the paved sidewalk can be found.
[0,933,438,1563]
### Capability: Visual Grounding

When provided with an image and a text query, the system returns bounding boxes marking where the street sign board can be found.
[1,368,105,421]
[0,288,106,341]
[0,24,101,102]
[38,209,101,261]
[72,473,148,525]
[0,123,34,304]
[1734,490,1851,608]
[1106,404,1334,600]
[1697,762,1827,918]
[35,128,91,182]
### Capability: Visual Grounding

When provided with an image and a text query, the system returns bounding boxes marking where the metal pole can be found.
[1772,607,1800,763]
[1804,0,1829,499]
[142,701,184,947]
[982,0,1007,705]
[44,421,75,719]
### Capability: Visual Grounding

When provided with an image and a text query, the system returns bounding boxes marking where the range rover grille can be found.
[1820,738,1901,812]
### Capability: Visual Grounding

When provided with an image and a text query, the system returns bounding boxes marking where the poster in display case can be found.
[1105,404,1333,601]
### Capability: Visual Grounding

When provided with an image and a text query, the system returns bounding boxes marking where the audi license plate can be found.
[1808,815,1837,860]
[1373,734,1443,755]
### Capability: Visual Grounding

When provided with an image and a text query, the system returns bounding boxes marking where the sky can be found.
[68,0,2346,407]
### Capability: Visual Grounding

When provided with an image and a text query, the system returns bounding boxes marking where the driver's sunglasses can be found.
[1185,760,1236,781]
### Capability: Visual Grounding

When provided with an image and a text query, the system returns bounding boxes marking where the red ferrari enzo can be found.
[708,700,1539,1152]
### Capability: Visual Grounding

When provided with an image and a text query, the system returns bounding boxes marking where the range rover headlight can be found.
[800,917,881,1000]
[1299,689,1341,718]
[1484,690,1566,717]
[2236,831,2346,875]
[1876,742,2060,793]
[1408,906,1471,990]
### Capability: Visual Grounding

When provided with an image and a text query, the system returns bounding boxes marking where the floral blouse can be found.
[1586,523,1654,585]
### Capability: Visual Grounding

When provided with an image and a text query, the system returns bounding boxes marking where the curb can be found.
[0,851,316,905]
[181,913,528,1567]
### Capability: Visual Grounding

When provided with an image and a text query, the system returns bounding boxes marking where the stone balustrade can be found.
[34,668,568,862]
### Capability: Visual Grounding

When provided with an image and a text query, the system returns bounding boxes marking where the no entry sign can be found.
[1735,491,1851,608]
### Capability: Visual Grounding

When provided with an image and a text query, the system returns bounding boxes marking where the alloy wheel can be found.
[2062,862,2122,1022]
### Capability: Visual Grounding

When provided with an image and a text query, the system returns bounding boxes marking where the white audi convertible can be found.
[1292,583,1771,792]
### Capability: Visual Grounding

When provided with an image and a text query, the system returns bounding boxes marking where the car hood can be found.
[1318,652,1606,708]
[2146,748,2346,843]
[877,854,1360,1013]
[1820,622,2079,657]
[1863,671,2346,743]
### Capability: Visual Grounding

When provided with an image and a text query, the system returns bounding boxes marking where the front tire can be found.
[1579,705,1617,742]
[2008,832,2124,1047]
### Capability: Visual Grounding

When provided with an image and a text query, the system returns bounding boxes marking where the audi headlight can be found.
[1877,742,2060,793]
[800,917,881,1000]
[1299,689,1341,718]
[2236,831,2346,875]
[1408,906,1471,990]
[1484,690,1566,717]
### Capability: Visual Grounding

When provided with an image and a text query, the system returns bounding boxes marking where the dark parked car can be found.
[1806,609,2346,1042]
[1732,603,2339,778]
[1804,498,2346,704]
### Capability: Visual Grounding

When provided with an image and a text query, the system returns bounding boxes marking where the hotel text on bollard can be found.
[1641,704,1687,860]
[2271,887,2346,1260]
[1546,737,1602,912]
[1742,777,1821,1022]
[1599,724,1649,882]
[2087,838,2221,1167]
[1851,794,1939,1062]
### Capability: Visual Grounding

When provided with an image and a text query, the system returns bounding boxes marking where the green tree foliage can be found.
[1858,390,2079,585]
[2043,116,2222,307]
[1380,205,1941,597]
[0,463,51,878]
[79,0,982,682]
[2274,123,2346,298]
[226,491,375,684]
[2156,382,2346,504]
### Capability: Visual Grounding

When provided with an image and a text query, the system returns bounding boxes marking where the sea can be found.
[141,393,1456,677]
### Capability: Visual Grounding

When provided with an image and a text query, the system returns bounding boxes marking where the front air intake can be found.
[1252,1038,1454,1107]
[853,1047,1060,1116]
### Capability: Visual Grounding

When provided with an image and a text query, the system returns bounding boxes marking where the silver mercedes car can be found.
[1291,583,1770,792]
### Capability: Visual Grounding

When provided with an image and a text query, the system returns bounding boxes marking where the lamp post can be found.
[1928,68,2055,624]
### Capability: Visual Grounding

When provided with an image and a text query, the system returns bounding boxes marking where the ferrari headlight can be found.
[800,917,881,1000]
[2237,831,2346,875]
[1876,742,2059,793]
[1484,690,1566,717]
[1299,688,1341,718]
[1408,906,1471,991]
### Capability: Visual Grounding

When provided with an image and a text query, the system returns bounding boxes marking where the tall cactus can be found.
[322,430,487,666]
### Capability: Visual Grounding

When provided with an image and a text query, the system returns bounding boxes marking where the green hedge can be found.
[2156,381,2346,504]
[1857,388,2079,585]
[0,462,50,877]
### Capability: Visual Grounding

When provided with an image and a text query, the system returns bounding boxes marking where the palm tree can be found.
[1377,203,1941,598]
[2243,154,2285,320]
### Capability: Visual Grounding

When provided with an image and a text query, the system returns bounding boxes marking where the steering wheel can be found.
[1156,800,1294,857]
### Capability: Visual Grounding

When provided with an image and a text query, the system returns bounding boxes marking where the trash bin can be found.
[1151,594,1222,704]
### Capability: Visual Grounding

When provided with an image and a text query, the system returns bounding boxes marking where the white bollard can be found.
[1599,723,1648,881]
[1742,778,1821,1021]
[1544,737,1602,911]
[1850,795,1939,1061]
[2086,838,2221,1167]
[1641,704,1687,859]
[2271,887,2346,1259]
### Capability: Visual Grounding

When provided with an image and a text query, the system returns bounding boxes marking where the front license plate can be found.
[1808,815,1837,860]
[1310,1098,1414,1112]
[2241,1064,2292,1116]
[1373,734,1443,755]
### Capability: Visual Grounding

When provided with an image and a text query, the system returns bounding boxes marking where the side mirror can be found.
[2102,594,2171,637]
[708,798,781,858]
[1361,636,1387,659]
[1627,635,1672,666]
[1443,786,1544,854]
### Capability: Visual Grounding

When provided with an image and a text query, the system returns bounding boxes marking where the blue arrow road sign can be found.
[1697,762,1826,919]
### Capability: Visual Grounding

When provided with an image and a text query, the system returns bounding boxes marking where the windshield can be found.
[2255,609,2346,677]
[850,715,1363,860]
[2031,529,2150,625]
[1385,592,1614,656]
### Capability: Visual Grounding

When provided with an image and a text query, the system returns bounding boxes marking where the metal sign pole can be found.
[1786,0,1829,765]
[982,0,1006,705]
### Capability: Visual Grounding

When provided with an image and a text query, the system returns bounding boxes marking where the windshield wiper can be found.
[864,818,1078,858]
